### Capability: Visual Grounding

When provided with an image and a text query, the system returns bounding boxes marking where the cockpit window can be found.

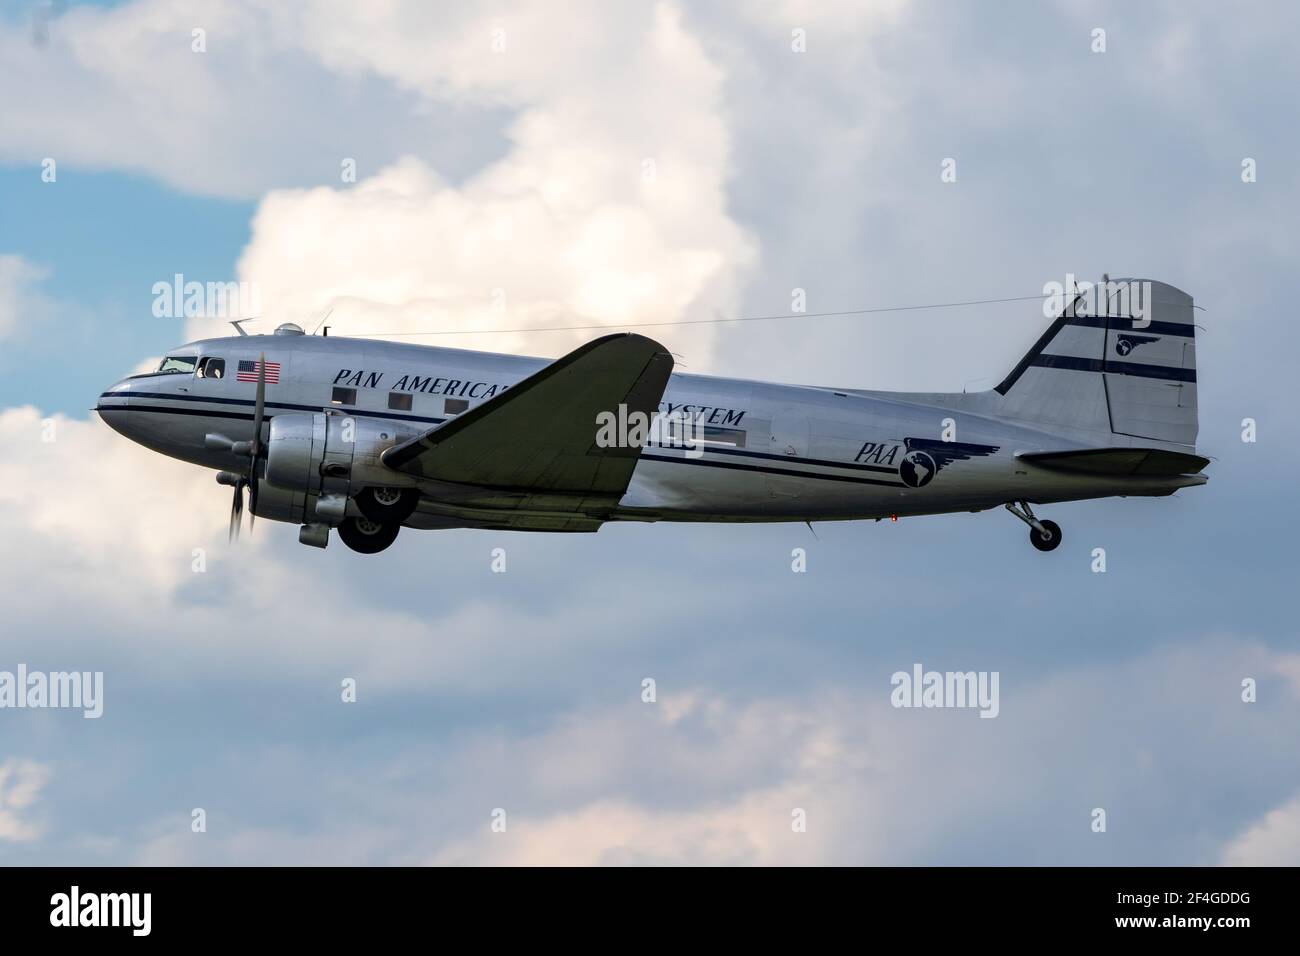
[197,357,225,379]
[157,355,197,375]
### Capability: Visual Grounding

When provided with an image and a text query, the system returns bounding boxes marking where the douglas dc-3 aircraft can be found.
[96,278,1207,554]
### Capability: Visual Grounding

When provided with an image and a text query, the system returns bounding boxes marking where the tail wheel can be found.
[356,486,419,523]
[1029,519,1062,552]
[337,516,400,554]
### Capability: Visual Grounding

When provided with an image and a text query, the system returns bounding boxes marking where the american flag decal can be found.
[236,359,280,384]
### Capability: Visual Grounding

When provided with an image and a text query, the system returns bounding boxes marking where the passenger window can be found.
[703,426,746,448]
[331,386,357,405]
[388,392,413,411]
[197,357,226,380]
[661,420,746,448]
[444,398,469,415]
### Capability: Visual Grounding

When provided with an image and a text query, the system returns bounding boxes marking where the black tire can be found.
[355,486,419,523]
[337,516,400,554]
[1030,519,1062,552]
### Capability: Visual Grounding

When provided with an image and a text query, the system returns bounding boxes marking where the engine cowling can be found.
[252,412,419,525]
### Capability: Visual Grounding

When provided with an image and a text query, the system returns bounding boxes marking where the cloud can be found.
[1,1,758,360]
[0,406,219,597]
[0,399,1291,866]
[424,640,1300,866]
[0,405,764,698]
[0,0,507,198]
[1220,792,1300,865]
[431,795,815,866]
[0,758,51,841]
[1,0,1298,868]
[2,1,759,362]
[0,255,52,340]
[184,1,756,359]
[1270,653,1300,697]
[427,690,851,865]
[733,0,910,37]
[94,636,1300,867]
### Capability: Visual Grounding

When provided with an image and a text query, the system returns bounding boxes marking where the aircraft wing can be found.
[381,333,674,495]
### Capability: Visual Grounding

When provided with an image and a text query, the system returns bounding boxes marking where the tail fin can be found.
[993,278,1197,448]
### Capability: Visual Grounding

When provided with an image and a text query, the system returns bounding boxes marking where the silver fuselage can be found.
[96,332,1203,531]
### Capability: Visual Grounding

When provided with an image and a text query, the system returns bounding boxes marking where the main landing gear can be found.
[298,488,417,553]
[334,488,417,554]
[337,516,401,554]
[355,486,420,524]
[1005,501,1062,553]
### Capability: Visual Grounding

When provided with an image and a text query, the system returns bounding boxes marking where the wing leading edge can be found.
[382,333,674,497]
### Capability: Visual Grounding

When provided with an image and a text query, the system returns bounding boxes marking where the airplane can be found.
[95,277,1207,555]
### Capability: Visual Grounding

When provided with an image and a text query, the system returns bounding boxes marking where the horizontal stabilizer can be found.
[1017,447,1209,477]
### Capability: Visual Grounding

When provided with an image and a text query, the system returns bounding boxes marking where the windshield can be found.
[157,355,197,375]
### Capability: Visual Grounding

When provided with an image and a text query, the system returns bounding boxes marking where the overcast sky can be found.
[1,0,1298,864]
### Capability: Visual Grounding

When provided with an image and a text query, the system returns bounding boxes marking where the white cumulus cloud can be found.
[0,758,51,842]
[184,1,756,360]
[1220,792,1300,865]
[0,255,52,340]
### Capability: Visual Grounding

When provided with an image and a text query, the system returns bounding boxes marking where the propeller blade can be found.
[248,476,257,532]
[250,351,267,460]
[245,351,268,534]
[229,482,244,542]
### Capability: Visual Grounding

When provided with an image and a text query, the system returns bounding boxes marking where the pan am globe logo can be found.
[899,450,937,488]
[895,438,1002,488]
[1115,333,1160,357]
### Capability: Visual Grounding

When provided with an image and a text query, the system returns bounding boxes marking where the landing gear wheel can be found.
[1029,519,1062,552]
[337,516,400,554]
[355,486,419,523]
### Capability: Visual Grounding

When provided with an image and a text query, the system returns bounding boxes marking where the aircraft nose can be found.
[95,377,134,438]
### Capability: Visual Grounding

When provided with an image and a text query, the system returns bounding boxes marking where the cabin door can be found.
[766,409,809,498]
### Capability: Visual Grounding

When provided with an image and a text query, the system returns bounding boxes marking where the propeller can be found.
[209,352,268,542]
[246,350,267,533]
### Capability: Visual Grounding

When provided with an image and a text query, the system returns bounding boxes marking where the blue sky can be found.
[1,0,1298,864]
[0,167,252,411]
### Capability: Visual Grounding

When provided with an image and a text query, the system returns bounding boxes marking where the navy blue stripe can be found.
[104,392,904,476]
[1031,354,1197,383]
[645,442,898,474]
[100,390,448,426]
[1064,315,1195,337]
[98,401,909,488]
[106,402,448,427]
[641,453,905,488]
[97,404,254,422]
[996,310,1195,395]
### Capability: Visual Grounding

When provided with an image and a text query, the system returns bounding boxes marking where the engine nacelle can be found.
[253,412,420,525]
